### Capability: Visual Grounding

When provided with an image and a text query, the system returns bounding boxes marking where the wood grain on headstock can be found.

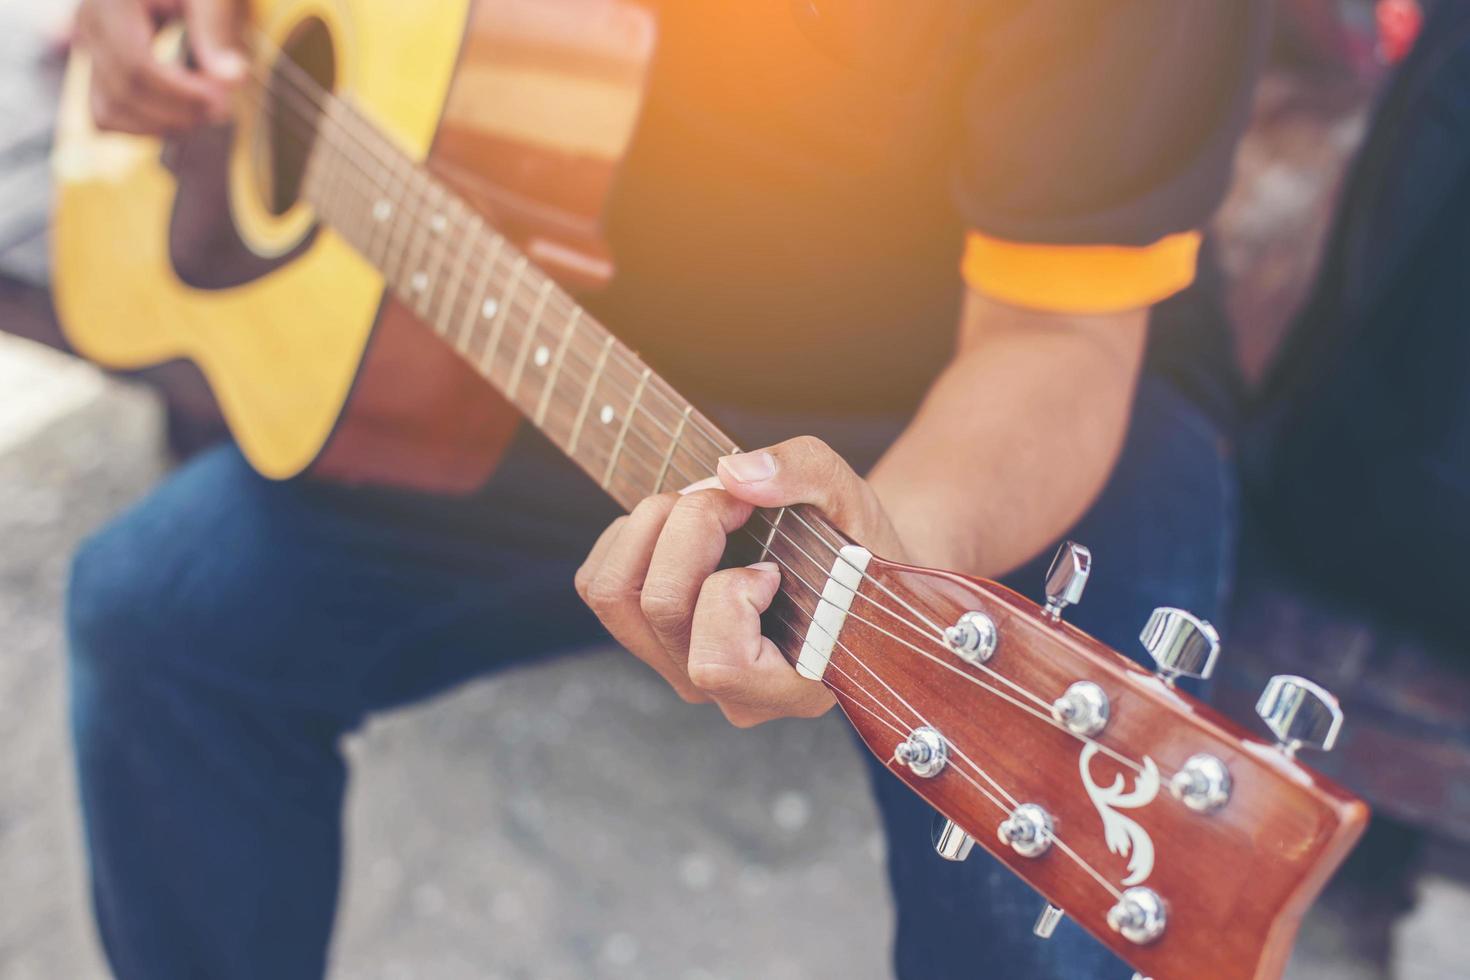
[768,541,1367,980]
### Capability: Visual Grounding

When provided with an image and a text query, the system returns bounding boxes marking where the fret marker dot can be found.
[533,345,551,368]
[482,299,499,319]
[600,405,616,425]
[410,272,428,294]
[372,200,392,222]
[430,213,448,235]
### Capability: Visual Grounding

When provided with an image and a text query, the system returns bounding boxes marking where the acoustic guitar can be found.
[50,2,1368,977]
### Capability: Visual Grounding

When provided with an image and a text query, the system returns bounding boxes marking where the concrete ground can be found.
[3,339,1470,980]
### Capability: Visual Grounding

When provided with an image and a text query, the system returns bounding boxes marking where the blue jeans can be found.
[66,375,1234,979]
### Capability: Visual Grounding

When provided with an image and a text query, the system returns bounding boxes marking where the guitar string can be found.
[762,611,1128,900]
[765,602,1125,901]
[236,37,1167,782]
[192,55,1171,895]
[765,610,1010,815]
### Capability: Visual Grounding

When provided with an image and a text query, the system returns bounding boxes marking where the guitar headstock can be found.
[778,539,1368,980]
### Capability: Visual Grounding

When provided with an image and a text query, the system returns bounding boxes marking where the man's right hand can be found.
[77,0,245,136]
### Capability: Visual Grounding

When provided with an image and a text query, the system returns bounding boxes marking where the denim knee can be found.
[67,518,160,679]
[69,525,144,678]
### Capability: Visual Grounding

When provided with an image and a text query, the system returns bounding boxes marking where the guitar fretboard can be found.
[300,98,736,511]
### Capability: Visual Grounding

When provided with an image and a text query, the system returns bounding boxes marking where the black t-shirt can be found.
[584,0,1268,416]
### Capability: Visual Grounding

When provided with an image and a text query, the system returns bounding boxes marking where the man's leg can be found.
[66,436,617,980]
[865,376,1237,979]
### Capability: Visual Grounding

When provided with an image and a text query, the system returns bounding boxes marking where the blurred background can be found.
[2,0,1469,978]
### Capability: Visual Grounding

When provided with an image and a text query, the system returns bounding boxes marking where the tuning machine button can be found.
[1046,543,1093,620]
[1042,542,1091,622]
[1169,753,1232,812]
[945,611,997,665]
[1140,607,1220,684]
[1033,903,1065,938]
[1051,681,1110,736]
[932,817,975,862]
[1255,674,1344,758]
[1107,887,1167,945]
[998,803,1053,857]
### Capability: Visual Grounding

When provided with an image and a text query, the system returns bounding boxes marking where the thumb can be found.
[187,0,246,83]
[715,436,905,558]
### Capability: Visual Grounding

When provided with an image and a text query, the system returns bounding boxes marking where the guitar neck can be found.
[297,95,862,694]
[300,98,730,511]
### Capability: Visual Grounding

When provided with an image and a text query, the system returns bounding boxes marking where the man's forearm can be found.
[868,291,1148,578]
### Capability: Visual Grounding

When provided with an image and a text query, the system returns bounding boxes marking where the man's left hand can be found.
[575,436,908,728]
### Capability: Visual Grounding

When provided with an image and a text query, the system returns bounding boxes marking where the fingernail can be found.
[748,561,779,574]
[213,50,247,82]
[719,451,776,484]
[678,475,722,495]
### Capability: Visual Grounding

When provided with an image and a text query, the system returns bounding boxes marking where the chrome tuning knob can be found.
[894,726,948,777]
[1255,674,1343,757]
[1051,681,1110,736]
[945,611,997,665]
[1042,541,1091,622]
[998,803,1053,857]
[1107,886,1167,945]
[1169,753,1232,812]
[1140,607,1220,684]
[932,816,975,862]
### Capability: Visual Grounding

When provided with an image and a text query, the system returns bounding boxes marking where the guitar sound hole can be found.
[258,17,336,217]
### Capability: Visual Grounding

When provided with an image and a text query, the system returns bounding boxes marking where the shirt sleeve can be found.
[954,0,1269,313]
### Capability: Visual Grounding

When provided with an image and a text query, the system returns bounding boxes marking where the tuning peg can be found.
[1042,541,1091,621]
[1107,886,1167,945]
[1051,680,1110,736]
[945,610,998,665]
[1139,607,1220,684]
[1255,674,1344,757]
[1033,903,1065,938]
[932,816,975,862]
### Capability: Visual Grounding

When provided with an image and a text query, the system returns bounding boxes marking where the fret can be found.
[378,167,415,289]
[569,334,615,456]
[370,125,411,278]
[327,98,409,273]
[535,308,582,427]
[319,109,357,244]
[304,137,333,229]
[402,182,440,310]
[480,255,527,371]
[758,506,788,563]
[301,141,333,219]
[455,235,503,352]
[336,161,372,255]
[414,184,451,318]
[603,367,652,490]
[436,207,480,337]
[360,131,397,266]
[506,278,554,400]
[653,405,694,494]
[322,152,360,250]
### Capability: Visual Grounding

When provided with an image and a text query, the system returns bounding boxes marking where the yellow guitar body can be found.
[52,0,469,479]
